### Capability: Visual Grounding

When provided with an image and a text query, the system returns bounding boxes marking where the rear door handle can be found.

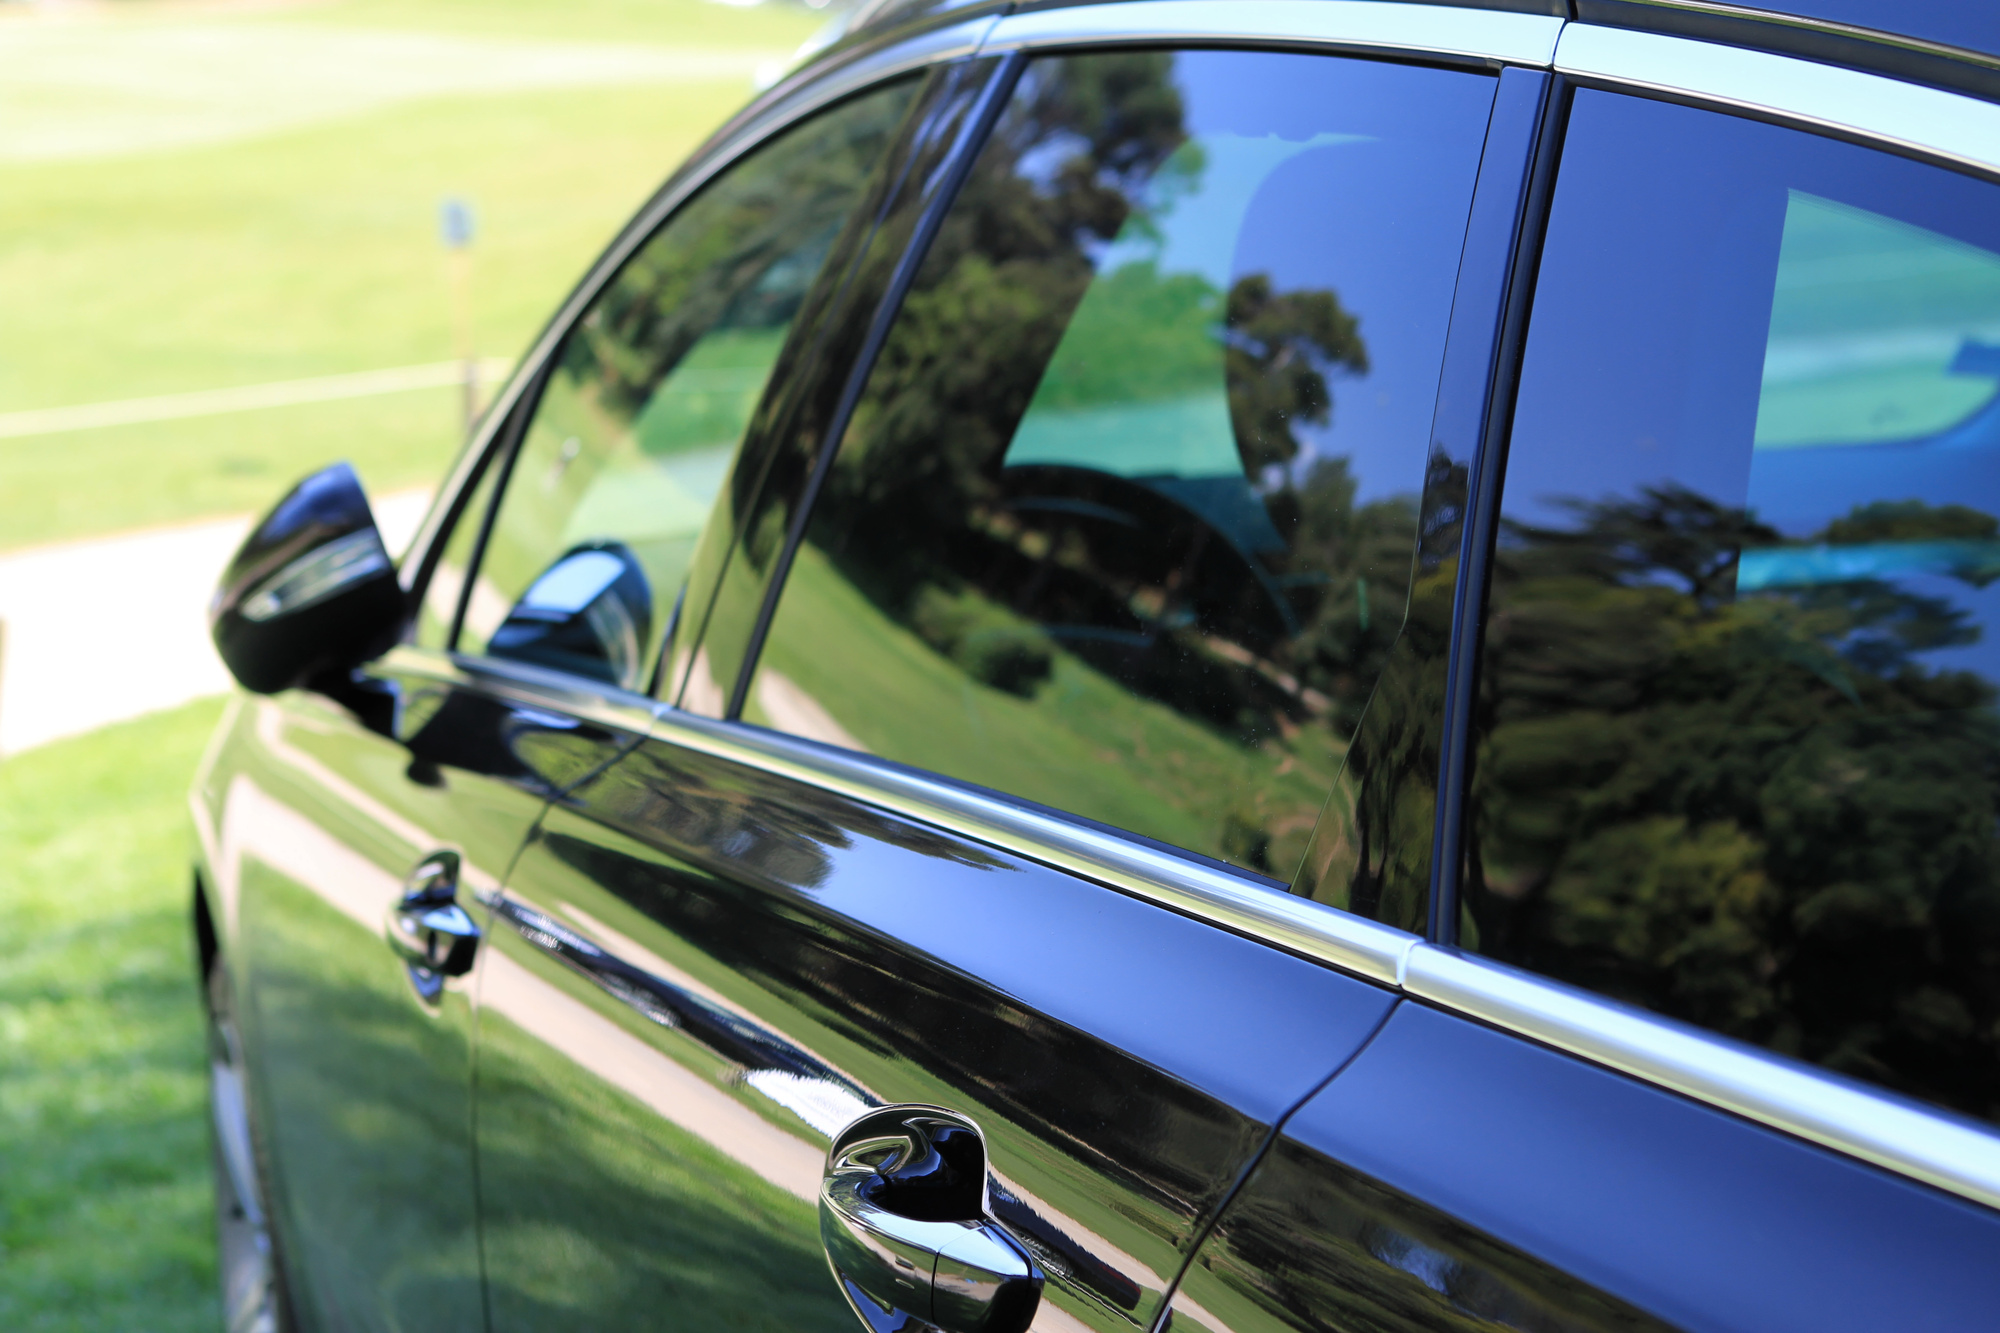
[384,851,480,1001]
[820,1106,1042,1333]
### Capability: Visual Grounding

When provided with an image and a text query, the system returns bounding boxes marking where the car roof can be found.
[1577,0,2000,69]
[837,0,2000,96]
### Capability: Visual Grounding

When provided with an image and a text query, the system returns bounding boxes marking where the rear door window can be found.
[1469,89,2000,1123]
[745,49,1495,881]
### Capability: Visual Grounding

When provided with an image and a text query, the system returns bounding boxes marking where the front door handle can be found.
[820,1106,1042,1333]
[384,851,479,1001]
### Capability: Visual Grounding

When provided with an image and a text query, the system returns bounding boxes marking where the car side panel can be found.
[1170,1001,2000,1333]
[472,731,1400,1332]
[191,659,642,1332]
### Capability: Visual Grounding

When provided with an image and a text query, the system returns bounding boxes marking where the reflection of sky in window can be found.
[1006,54,1488,507]
[1180,51,1490,508]
[1007,132,1357,482]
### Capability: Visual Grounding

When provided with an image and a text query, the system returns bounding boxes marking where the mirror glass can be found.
[486,542,653,690]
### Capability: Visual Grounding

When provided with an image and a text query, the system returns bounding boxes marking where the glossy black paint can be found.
[1420,67,1560,947]
[1177,1000,2000,1333]
[191,655,647,1332]
[210,461,403,695]
[472,728,1399,1331]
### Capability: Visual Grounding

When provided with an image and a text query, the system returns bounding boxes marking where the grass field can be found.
[0,698,227,1331]
[0,0,822,550]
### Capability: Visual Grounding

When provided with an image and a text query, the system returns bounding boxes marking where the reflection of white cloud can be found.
[0,23,778,161]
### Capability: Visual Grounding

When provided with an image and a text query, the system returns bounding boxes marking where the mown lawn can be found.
[0,0,820,549]
[0,699,227,1330]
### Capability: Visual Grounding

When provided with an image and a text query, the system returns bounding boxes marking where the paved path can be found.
[0,489,429,755]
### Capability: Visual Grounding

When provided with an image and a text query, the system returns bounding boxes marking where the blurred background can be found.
[0,0,830,1322]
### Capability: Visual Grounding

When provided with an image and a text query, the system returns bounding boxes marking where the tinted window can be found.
[748,51,1493,879]
[1470,90,2000,1122]
[413,448,503,650]
[452,80,917,689]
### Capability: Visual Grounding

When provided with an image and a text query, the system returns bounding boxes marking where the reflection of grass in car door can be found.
[755,544,1333,866]
[239,875,482,1328]
[474,1001,847,1331]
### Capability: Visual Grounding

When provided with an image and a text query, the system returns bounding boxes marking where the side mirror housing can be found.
[210,462,406,694]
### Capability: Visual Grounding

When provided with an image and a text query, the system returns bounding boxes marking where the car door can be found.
[188,413,655,1329]
[433,50,953,1328]
[474,19,1512,1333]
[1166,33,2000,1333]
[186,28,930,1325]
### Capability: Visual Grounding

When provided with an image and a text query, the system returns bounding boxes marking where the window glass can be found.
[413,450,502,650]
[748,51,1494,879]
[456,79,917,689]
[1471,90,2000,1123]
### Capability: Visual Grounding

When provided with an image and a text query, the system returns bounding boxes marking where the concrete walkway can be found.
[0,489,428,755]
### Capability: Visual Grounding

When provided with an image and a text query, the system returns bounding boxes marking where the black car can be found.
[189,2,2000,1331]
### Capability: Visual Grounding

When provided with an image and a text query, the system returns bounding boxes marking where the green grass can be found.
[0,0,824,550]
[0,698,228,1331]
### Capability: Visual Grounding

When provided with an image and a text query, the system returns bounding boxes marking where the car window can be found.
[1469,89,2000,1123]
[413,448,503,650]
[449,78,919,690]
[745,50,1494,881]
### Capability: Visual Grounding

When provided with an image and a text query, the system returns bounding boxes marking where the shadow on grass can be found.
[0,698,225,1332]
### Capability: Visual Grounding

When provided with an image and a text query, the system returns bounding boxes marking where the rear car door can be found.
[474,18,1516,1333]
[1169,32,2000,1333]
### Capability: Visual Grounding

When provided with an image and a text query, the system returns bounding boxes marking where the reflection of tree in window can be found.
[798,57,1395,874]
[756,50,1488,880]
[1471,487,2000,1121]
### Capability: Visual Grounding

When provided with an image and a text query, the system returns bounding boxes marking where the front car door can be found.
[430,49,942,1328]
[1170,23,2000,1333]
[473,9,1520,1331]
[188,406,656,1328]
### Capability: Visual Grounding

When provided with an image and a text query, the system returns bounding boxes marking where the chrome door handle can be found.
[384,852,479,1000]
[820,1106,1042,1333]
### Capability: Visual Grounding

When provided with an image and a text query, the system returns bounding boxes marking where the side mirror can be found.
[210,462,406,694]
[488,542,653,691]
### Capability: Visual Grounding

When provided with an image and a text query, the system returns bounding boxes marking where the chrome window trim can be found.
[979,1,1563,68]
[398,16,1000,588]
[635,702,2000,1211]
[644,706,1420,986]
[1556,24,2000,179]
[1405,945,2000,1211]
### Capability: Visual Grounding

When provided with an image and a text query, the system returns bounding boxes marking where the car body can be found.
[189,3,2000,1332]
